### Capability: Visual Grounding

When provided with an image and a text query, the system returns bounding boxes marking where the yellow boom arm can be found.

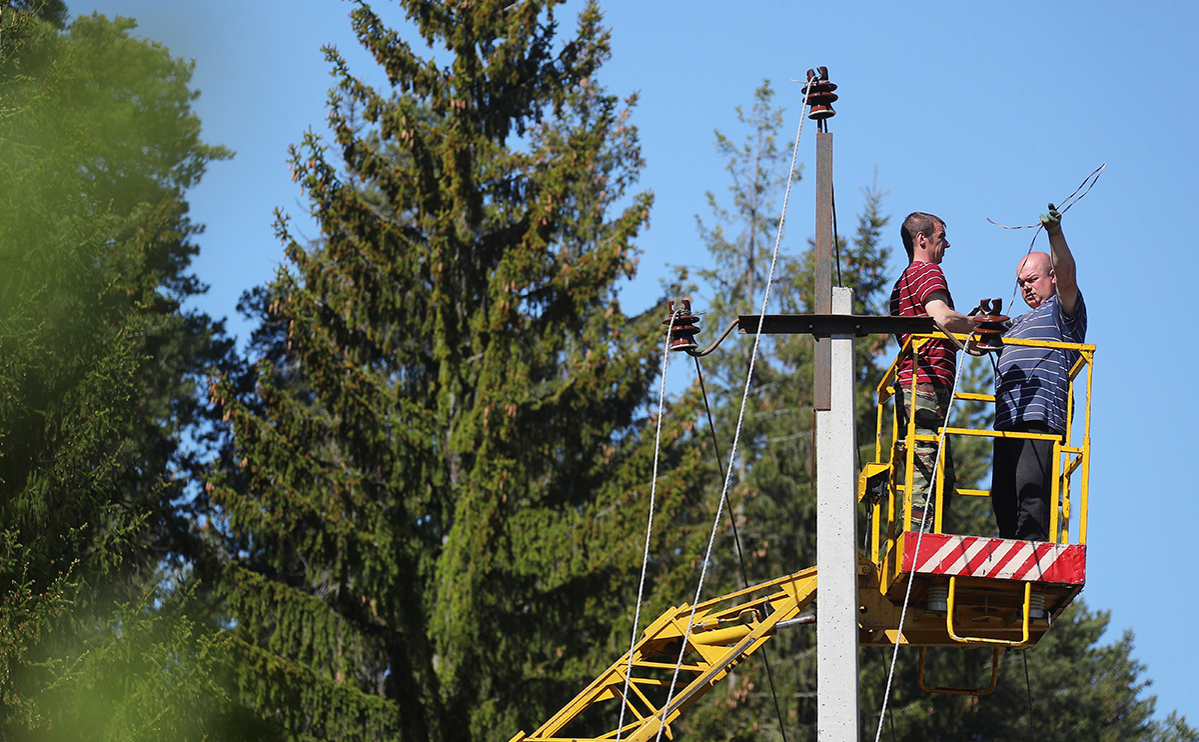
[509,567,818,742]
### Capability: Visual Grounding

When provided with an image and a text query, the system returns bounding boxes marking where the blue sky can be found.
[77,0,1199,722]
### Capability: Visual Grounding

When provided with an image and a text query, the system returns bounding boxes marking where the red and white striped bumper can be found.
[900,533,1086,585]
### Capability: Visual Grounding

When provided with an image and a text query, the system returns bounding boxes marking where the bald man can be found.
[991,205,1087,541]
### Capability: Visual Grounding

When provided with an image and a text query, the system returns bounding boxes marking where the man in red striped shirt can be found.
[889,212,978,532]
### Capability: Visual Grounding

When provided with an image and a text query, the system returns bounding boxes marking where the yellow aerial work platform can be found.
[510,329,1095,742]
[859,332,1094,651]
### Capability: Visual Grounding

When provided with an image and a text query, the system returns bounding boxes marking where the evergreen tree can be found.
[206,2,709,740]
[0,7,233,737]
[1,0,68,30]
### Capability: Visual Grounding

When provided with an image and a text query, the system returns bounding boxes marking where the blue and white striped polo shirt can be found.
[994,292,1087,433]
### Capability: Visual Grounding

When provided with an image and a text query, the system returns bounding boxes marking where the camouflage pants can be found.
[898,384,956,523]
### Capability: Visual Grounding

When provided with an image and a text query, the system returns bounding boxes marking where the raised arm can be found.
[1042,203,1079,315]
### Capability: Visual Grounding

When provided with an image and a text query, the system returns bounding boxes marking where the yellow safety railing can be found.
[864,332,1095,593]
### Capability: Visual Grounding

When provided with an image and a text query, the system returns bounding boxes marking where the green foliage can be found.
[4,587,264,742]
[207,2,709,740]
[1,1,68,30]
[0,6,232,736]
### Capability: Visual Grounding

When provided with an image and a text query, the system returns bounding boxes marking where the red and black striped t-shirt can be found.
[889,261,956,387]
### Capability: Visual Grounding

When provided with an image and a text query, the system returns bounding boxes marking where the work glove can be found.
[1040,203,1062,235]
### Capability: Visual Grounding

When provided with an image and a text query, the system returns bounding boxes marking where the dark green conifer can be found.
[0,6,233,737]
[207,2,707,739]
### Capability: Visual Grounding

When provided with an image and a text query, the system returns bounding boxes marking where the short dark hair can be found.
[901,212,943,259]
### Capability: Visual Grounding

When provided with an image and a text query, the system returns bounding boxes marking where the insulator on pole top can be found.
[664,299,701,352]
[803,66,838,121]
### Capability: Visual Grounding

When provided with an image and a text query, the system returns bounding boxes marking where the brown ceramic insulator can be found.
[803,67,838,120]
[664,299,701,352]
[970,298,1010,352]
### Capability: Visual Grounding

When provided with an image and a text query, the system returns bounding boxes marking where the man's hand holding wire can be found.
[1040,203,1062,236]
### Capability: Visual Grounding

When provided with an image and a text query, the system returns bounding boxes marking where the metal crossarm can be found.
[510,567,818,742]
[736,313,934,338]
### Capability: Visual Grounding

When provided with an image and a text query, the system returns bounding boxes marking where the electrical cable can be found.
[614,315,677,742]
[694,356,790,742]
[872,342,969,742]
[987,163,1105,311]
[986,163,1106,231]
[1023,649,1035,738]
[832,181,843,287]
[694,357,748,586]
[686,318,741,358]
[830,176,862,553]
[652,76,815,742]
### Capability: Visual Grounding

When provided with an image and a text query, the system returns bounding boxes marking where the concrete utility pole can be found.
[816,287,859,742]
[807,68,861,742]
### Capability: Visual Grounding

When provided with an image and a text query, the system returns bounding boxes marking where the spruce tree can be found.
[206,2,708,740]
[0,6,233,737]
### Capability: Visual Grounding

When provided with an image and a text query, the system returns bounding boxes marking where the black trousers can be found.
[990,421,1059,541]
